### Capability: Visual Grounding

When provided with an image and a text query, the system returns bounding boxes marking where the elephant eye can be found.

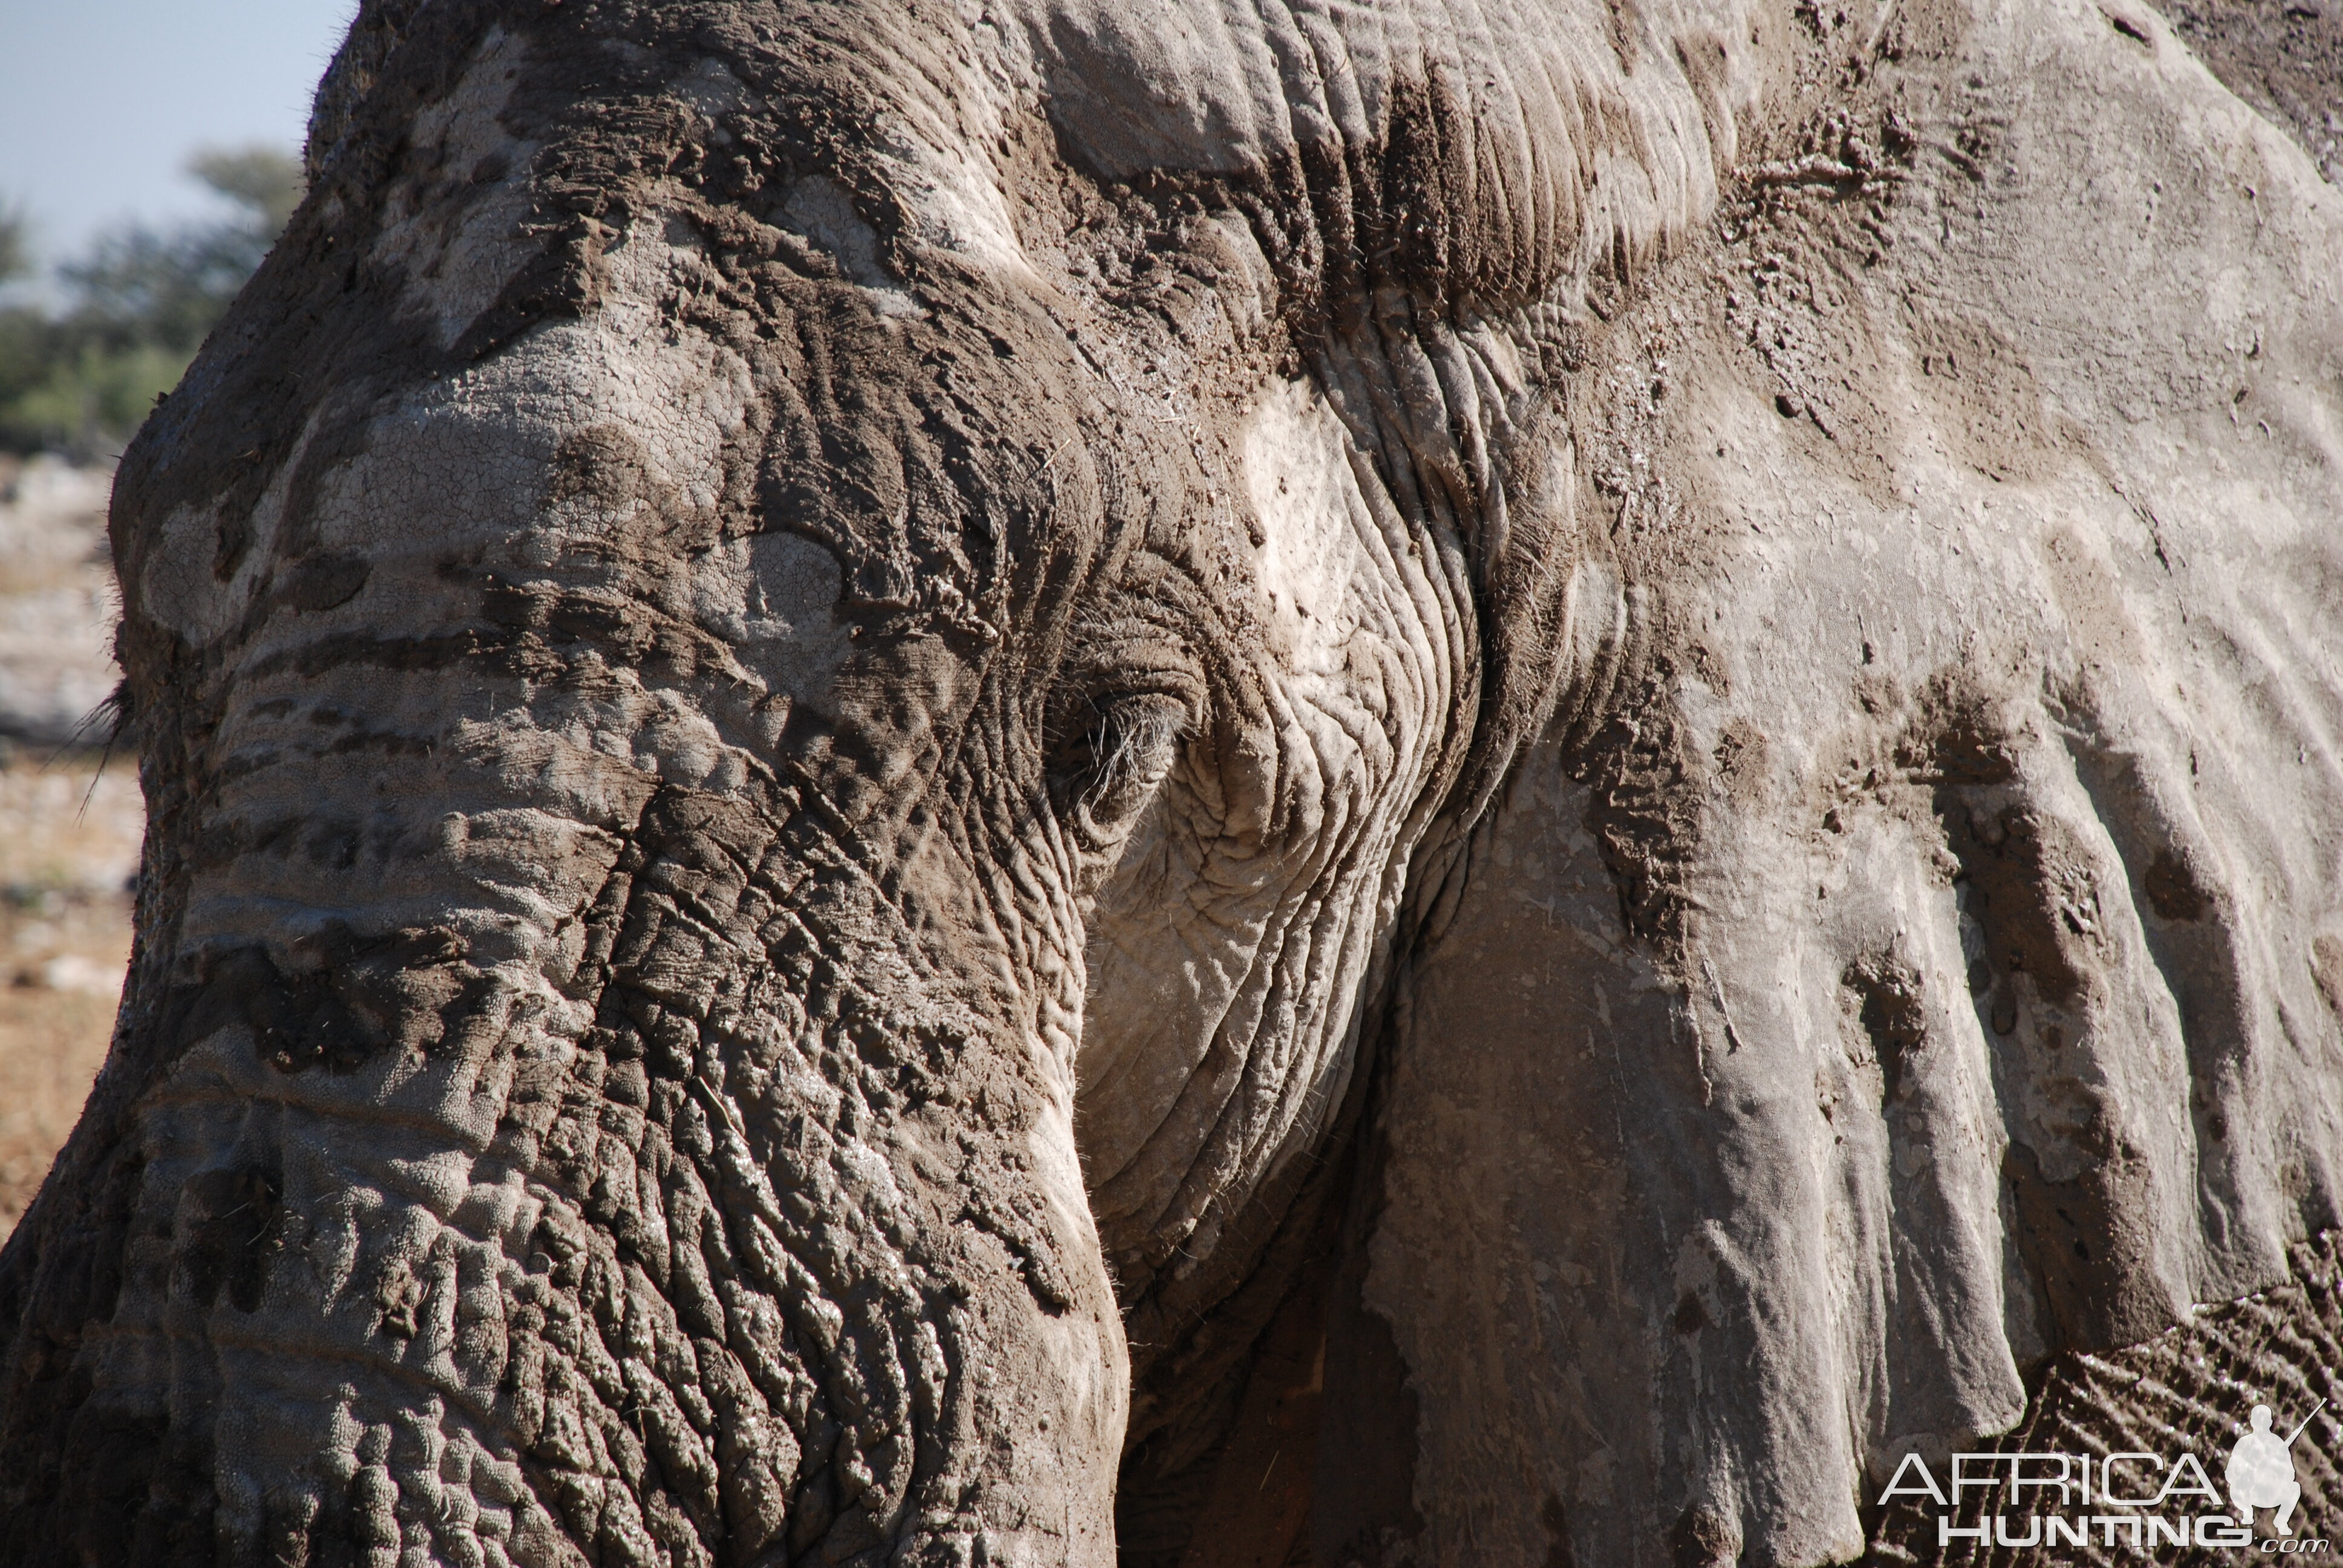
[1048,692,1188,848]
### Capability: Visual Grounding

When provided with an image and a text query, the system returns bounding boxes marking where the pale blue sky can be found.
[0,0,356,269]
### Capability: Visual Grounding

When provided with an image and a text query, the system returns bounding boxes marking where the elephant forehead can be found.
[369,18,1028,339]
[364,24,542,354]
[136,215,761,652]
[325,221,755,560]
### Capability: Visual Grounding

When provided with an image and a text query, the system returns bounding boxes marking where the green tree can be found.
[185,146,304,235]
[0,145,303,459]
[0,203,57,440]
[0,202,28,286]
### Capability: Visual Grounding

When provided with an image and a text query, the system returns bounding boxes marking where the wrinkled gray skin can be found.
[1,0,2339,1564]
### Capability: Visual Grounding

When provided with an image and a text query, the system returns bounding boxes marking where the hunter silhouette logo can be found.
[2230,1401,2325,1538]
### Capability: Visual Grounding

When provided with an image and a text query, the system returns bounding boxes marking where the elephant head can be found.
[2,0,2339,1564]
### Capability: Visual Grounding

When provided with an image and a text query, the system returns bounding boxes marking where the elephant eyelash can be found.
[1047,692,1189,844]
[1081,699,1184,809]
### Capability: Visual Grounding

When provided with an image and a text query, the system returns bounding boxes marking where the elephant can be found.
[2,0,2340,1562]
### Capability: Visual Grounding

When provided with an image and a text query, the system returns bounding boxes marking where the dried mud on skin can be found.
[1861,13,2343,1560]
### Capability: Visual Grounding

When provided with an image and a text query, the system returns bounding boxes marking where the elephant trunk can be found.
[0,615,1126,1566]
[0,105,1126,1564]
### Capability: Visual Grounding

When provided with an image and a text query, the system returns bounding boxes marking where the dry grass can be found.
[0,751,141,1241]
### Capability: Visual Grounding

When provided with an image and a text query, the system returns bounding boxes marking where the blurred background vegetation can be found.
[0,145,300,461]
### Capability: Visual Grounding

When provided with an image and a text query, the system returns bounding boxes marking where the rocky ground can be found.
[0,457,137,1241]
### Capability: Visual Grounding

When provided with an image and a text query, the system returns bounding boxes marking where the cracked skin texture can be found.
[0,1,2338,1566]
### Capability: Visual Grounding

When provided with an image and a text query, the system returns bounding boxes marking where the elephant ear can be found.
[1321,2,2343,1565]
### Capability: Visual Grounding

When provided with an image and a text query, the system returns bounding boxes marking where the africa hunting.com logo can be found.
[1879,1399,2332,1555]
